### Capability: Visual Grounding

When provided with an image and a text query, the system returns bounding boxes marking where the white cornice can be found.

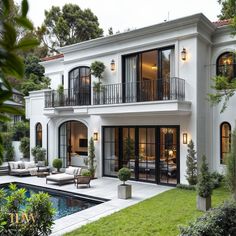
[60,13,215,55]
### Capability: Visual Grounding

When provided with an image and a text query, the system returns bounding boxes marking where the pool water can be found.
[0,183,104,220]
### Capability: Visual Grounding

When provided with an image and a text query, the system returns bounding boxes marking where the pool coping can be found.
[0,176,173,236]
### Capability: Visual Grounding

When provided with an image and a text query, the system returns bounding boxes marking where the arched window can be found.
[220,122,231,164]
[69,67,91,105]
[217,52,236,82]
[36,123,42,147]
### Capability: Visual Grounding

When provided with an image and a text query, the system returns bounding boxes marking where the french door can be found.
[103,126,179,185]
[123,47,175,102]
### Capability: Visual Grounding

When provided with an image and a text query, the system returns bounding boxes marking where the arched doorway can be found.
[59,120,88,167]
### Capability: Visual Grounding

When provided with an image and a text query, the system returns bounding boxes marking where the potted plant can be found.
[87,137,96,178]
[118,167,132,199]
[53,158,62,173]
[90,61,105,104]
[197,155,213,211]
[57,84,64,106]
[31,146,46,163]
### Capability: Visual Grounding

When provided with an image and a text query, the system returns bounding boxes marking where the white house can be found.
[25,13,235,185]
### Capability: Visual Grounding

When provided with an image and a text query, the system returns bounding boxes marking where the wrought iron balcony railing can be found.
[44,77,185,108]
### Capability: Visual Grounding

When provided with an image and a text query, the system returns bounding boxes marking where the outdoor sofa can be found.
[46,166,81,186]
[8,161,50,177]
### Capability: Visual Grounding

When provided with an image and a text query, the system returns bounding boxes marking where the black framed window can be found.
[220,122,231,164]
[36,123,42,147]
[68,66,91,105]
[217,52,236,82]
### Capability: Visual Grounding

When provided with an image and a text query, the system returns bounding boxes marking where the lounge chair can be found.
[46,166,81,186]
[75,176,91,188]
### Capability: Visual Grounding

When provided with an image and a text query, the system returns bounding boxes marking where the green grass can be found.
[65,186,230,236]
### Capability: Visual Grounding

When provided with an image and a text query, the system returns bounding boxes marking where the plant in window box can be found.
[57,84,64,106]
[118,167,132,199]
[91,61,106,104]
[196,155,213,211]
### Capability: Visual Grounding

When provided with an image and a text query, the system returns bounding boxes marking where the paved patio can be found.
[0,175,173,235]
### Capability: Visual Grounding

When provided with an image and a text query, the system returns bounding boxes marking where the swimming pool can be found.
[0,182,107,220]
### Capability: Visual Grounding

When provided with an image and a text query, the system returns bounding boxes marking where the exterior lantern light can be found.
[93,132,98,141]
[181,48,187,61]
[183,133,188,144]
[110,59,115,71]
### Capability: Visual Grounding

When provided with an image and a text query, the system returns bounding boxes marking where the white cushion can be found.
[47,173,75,181]
[9,162,18,170]
[65,167,75,175]
[24,161,36,169]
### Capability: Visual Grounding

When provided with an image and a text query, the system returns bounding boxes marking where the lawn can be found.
[65,186,230,236]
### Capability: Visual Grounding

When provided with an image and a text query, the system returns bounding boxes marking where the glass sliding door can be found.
[103,127,119,176]
[138,128,156,181]
[159,127,177,184]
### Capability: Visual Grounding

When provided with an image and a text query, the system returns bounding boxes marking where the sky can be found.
[16,0,221,34]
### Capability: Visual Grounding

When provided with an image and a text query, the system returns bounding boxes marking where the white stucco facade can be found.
[25,13,235,185]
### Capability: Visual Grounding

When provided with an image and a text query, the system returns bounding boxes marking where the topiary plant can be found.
[197,155,213,198]
[185,139,198,185]
[118,167,131,185]
[52,158,62,172]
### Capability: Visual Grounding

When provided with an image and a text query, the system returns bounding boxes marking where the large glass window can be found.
[217,52,236,81]
[123,47,174,102]
[220,122,231,164]
[35,123,42,147]
[69,67,91,105]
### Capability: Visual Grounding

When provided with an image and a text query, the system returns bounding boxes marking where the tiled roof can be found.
[41,54,64,62]
[212,19,231,27]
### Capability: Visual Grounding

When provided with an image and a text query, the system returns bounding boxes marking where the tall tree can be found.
[20,55,50,96]
[42,4,103,53]
[218,0,236,20]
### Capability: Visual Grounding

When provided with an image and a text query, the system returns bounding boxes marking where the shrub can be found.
[180,201,236,236]
[81,169,91,177]
[118,167,131,185]
[2,132,14,161]
[0,184,55,235]
[176,184,196,191]
[0,134,3,165]
[52,158,62,172]
[31,146,46,162]
[20,137,30,159]
[197,155,213,198]
[210,171,224,189]
[185,140,197,185]
[226,128,236,200]
[12,121,29,141]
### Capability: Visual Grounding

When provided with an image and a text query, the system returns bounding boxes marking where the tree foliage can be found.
[20,55,50,96]
[185,140,198,185]
[218,0,236,20]
[226,128,236,200]
[208,76,236,113]
[0,0,38,164]
[42,4,103,53]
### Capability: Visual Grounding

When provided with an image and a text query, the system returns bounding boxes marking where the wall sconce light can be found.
[181,48,187,61]
[183,133,188,144]
[110,59,115,71]
[93,132,98,141]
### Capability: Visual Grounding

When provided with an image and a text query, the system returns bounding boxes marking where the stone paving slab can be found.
[0,175,173,235]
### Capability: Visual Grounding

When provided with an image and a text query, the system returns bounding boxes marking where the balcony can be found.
[45,77,185,108]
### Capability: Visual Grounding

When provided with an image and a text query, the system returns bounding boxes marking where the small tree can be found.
[20,137,30,159]
[185,140,198,185]
[118,167,131,185]
[88,137,96,177]
[226,128,236,200]
[91,61,106,95]
[197,155,213,198]
[31,146,46,162]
